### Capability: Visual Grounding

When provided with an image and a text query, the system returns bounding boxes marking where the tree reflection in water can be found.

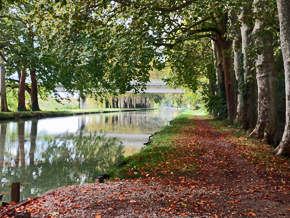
[0,120,124,202]
[0,109,180,202]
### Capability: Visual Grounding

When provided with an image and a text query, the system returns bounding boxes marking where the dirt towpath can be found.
[1,119,290,217]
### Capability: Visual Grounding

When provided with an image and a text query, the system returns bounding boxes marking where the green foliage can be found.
[39,97,79,111]
[202,73,227,119]
[164,39,214,93]
[0,0,282,123]
[29,0,163,98]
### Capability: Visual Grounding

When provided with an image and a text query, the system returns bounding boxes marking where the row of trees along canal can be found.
[106,95,151,109]
[0,0,290,155]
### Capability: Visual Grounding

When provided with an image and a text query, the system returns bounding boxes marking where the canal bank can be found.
[0,108,181,204]
[0,108,155,121]
[107,109,200,180]
[3,108,290,217]
[0,108,192,216]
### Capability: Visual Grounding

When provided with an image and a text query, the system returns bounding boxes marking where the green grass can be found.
[0,111,74,120]
[0,108,156,120]
[108,109,199,180]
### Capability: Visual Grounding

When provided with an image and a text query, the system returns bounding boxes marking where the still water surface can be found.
[0,108,180,202]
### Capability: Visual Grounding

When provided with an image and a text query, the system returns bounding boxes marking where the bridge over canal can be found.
[55,79,184,94]
[55,79,184,109]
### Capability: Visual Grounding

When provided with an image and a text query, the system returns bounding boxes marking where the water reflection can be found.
[0,127,124,202]
[0,109,180,202]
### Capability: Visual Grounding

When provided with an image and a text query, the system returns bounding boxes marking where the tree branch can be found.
[153,34,216,48]
[0,52,7,62]
[180,17,213,33]
[5,79,31,95]
[154,0,198,13]
[113,0,197,12]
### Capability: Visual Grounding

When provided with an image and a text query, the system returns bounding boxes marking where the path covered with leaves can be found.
[1,118,290,217]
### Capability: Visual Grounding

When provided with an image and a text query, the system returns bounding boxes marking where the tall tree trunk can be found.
[215,40,224,85]
[250,0,278,145]
[18,68,27,111]
[112,98,116,108]
[210,81,215,96]
[30,69,40,111]
[211,40,220,95]
[239,3,258,129]
[0,55,9,112]
[230,11,243,123]
[222,38,235,120]
[273,0,290,155]
[216,34,236,120]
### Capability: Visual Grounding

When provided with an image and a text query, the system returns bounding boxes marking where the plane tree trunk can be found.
[216,34,235,120]
[239,3,258,129]
[250,0,278,145]
[18,68,27,111]
[231,11,243,123]
[30,68,40,111]
[273,0,290,155]
[0,55,9,112]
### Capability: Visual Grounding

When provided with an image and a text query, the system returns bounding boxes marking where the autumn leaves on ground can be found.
[2,110,290,217]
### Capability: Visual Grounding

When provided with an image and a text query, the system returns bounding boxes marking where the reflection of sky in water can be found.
[37,117,79,135]
[0,109,181,202]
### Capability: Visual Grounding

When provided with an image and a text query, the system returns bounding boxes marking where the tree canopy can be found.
[1,0,290,154]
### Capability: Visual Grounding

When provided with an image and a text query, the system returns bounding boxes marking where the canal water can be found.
[0,108,180,202]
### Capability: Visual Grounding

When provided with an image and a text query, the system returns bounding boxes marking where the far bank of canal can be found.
[0,108,181,203]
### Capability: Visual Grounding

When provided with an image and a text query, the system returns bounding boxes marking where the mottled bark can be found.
[121,96,125,108]
[127,96,130,108]
[18,68,27,111]
[0,55,9,111]
[133,97,136,108]
[230,11,243,123]
[239,3,258,129]
[273,0,290,155]
[30,69,40,111]
[80,94,87,110]
[250,0,278,145]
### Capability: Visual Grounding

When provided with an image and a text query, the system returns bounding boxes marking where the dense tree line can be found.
[0,0,290,155]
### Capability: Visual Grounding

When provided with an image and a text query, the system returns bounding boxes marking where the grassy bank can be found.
[0,108,155,120]
[108,109,200,180]
[0,111,74,120]
[108,109,290,182]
